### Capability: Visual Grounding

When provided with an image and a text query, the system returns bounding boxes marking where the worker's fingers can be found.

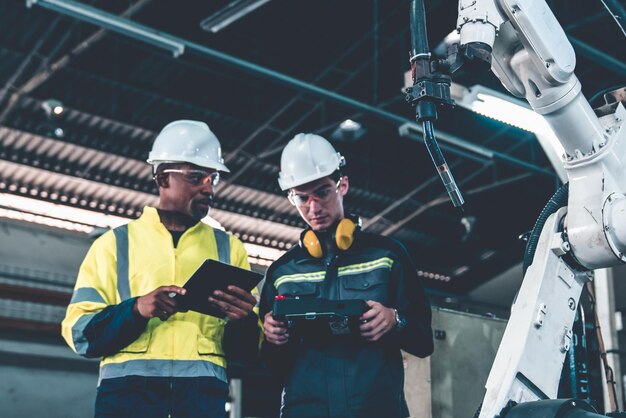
[359,300,382,321]
[267,335,289,345]
[264,329,289,345]
[152,305,172,321]
[211,290,255,312]
[226,286,258,305]
[208,297,249,320]
[264,321,288,336]
[264,311,287,328]
[154,300,176,316]
[361,322,388,341]
[359,314,384,333]
[155,293,178,309]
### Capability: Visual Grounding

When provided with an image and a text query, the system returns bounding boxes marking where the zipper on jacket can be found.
[168,377,174,417]
[324,253,340,302]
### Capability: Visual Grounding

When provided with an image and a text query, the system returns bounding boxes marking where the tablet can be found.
[272,298,369,336]
[273,298,368,319]
[177,259,263,318]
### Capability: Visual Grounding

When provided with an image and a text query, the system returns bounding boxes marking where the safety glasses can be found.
[288,178,342,207]
[161,169,220,187]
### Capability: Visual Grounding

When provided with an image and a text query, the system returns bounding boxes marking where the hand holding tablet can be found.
[177,259,262,319]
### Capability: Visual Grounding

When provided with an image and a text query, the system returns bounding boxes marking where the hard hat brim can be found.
[278,167,336,191]
[147,156,231,173]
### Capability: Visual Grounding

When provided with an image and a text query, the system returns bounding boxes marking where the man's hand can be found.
[134,286,186,321]
[208,286,257,320]
[263,311,289,345]
[359,300,397,341]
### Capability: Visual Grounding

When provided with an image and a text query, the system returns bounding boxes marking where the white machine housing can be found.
[456,1,626,417]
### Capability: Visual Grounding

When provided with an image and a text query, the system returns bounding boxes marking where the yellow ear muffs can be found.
[335,218,356,251]
[300,229,323,258]
[299,216,361,257]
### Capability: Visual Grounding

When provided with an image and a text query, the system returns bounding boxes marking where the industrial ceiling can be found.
[0,0,624,295]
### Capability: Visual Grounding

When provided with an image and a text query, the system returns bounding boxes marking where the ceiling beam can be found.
[371,133,535,235]
[0,0,152,125]
[569,36,626,77]
[221,4,409,184]
[381,172,534,236]
[28,0,553,176]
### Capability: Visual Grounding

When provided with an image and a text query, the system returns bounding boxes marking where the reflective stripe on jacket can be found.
[260,231,433,418]
[62,206,251,384]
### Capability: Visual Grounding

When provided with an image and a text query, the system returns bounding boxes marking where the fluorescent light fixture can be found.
[453,265,469,276]
[200,0,272,33]
[201,218,287,265]
[201,216,286,264]
[452,84,551,136]
[452,83,567,181]
[243,242,285,264]
[205,215,286,265]
[0,206,95,233]
[0,193,130,230]
[27,0,185,57]
[1,193,285,264]
[471,93,555,137]
[201,215,225,230]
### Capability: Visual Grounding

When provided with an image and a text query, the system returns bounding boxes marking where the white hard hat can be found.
[147,120,230,172]
[278,133,345,191]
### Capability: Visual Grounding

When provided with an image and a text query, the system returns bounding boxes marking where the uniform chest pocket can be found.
[278,281,319,297]
[340,270,390,302]
[119,331,151,354]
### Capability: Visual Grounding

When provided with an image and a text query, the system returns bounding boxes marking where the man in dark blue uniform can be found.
[260,133,433,418]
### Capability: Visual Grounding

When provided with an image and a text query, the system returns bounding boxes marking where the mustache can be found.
[195,194,214,206]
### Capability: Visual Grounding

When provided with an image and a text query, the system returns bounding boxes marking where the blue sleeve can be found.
[392,245,434,358]
[82,297,149,358]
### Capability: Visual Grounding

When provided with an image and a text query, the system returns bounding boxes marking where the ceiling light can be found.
[331,119,367,143]
[28,0,185,57]
[1,193,286,266]
[202,215,285,264]
[480,249,496,261]
[243,241,285,261]
[453,265,469,276]
[0,207,94,233]
[200,0,272,33]
[53,127,65,138]
[417,269,451,282]
[41,99,64,117]
[339,119,361,131]
[452,83,567,181]
[0,193,129,230]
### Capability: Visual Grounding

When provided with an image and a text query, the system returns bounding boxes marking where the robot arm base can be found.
[505,399,601,418]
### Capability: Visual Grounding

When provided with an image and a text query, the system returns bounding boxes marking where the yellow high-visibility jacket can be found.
[62,206,252,384]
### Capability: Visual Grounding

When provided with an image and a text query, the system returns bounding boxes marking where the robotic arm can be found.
[452,1,626,417]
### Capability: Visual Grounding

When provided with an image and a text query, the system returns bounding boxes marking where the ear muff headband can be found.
[300,217,359,258]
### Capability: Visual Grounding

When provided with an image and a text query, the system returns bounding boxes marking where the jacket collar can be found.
[139,206,205,235]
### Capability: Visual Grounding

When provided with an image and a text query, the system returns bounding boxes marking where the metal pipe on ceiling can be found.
[27,0,554,176]
[568,36,626,77]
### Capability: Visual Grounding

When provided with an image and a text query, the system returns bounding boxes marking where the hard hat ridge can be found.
[147,120,230,172]
[278,133,345,191]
